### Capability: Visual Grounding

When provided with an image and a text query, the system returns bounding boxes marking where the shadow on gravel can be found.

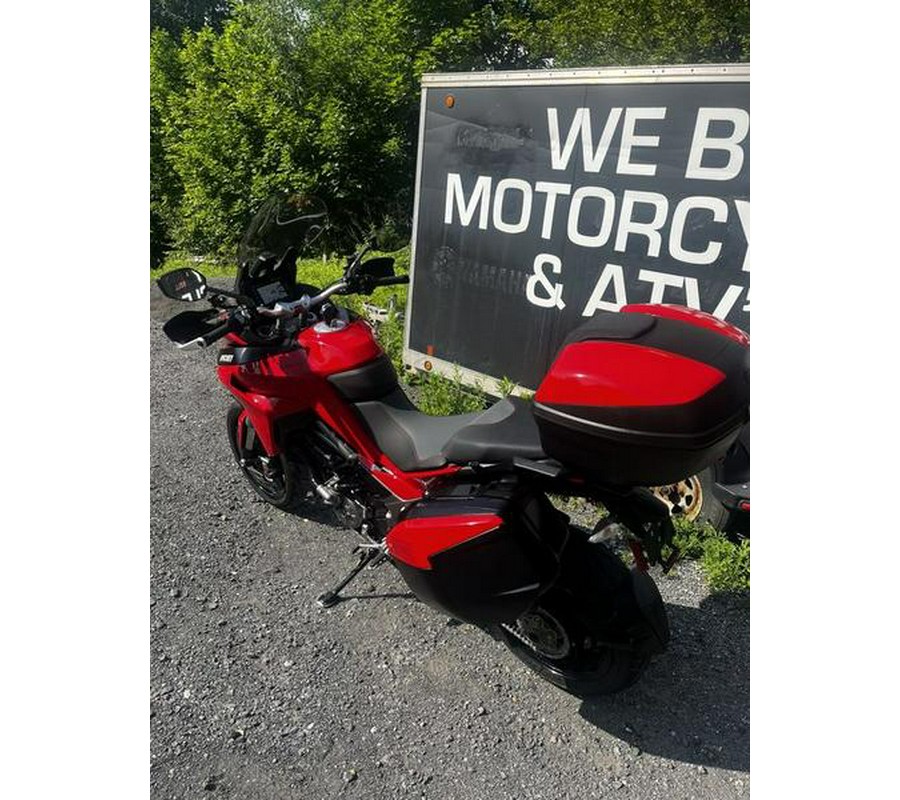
[283,503,346,528]
[339,591,416,602]
[578,592,749,772]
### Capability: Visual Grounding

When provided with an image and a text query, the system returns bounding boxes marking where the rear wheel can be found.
[226,405,296,510]
[498,531,668,695]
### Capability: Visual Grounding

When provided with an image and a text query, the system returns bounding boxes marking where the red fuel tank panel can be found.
[299,320,383,376]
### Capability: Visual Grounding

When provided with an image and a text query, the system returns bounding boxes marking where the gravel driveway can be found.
[150,286,749,799]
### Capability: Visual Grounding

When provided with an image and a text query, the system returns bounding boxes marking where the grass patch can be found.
[409,367,488,416]
[672,516,750,593]
[152,251,236,280]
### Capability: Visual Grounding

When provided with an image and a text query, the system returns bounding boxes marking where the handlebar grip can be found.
[372,275,410,287]
[199,320,234,347]
[199,310,246,347]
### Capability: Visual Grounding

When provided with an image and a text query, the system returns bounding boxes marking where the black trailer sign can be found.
[404,65,749,391]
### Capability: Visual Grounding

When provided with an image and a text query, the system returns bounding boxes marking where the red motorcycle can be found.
[157,194,749,695]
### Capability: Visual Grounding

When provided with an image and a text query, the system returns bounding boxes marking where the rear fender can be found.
[599,487,670,531]
[596,487,677,568]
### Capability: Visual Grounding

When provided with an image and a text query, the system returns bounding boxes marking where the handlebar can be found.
[176,309,246,349]
[309,279,351,307]
[177,272,410,348]
[255,274,408,320]
[198,319,235,347]
[370,275,409,287]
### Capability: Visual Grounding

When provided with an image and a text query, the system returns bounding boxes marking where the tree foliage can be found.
[151,0,232,35]
[150,0,749,263]
[526,0,750,66]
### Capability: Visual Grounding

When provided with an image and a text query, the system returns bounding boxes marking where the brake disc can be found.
[503,609,572,660]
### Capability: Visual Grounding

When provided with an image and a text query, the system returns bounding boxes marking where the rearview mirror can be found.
[156,268,208,302]
[358,257,395,279]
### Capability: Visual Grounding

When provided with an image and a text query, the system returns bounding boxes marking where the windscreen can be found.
[238,193,328,265]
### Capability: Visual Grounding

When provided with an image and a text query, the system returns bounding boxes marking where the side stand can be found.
[316,543,386,608]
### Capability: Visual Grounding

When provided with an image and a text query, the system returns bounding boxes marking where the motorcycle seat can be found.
[442,396,545,465]
[354,391,544,472]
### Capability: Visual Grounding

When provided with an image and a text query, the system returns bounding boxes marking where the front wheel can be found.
[226,405,296,510]
[498,532,669,695]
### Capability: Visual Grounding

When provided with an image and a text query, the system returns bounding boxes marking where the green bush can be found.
[701,536,750,593]
[413,367,487,417]
[375,311,406,375]
[151,1,749,263]
[672,516,749,592]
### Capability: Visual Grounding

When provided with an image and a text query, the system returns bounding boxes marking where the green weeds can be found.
[672,516,750,593]
[409,367,487,417]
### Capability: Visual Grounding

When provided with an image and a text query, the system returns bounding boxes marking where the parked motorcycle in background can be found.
[157,193,750,695]
[650,422,750,539]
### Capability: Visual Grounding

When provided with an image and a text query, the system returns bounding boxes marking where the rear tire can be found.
[226,405,296,510]
[498,530,668,695]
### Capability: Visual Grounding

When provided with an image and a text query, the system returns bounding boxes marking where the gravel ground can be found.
[150,286,749,800]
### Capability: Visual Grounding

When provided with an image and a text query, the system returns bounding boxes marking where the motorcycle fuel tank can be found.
[299,319,383,376]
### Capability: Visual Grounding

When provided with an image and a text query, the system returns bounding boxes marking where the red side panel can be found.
[622,304,750,347]
[534,342,726,407]
[386,514,503,570]
[215,320,454,501]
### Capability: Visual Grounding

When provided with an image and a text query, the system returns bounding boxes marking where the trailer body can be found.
[404,65,750,392]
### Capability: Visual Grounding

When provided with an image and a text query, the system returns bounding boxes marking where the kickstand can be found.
[316,543,386,609]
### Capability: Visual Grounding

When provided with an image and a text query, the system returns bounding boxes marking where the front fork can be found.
[233,408,282,479]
